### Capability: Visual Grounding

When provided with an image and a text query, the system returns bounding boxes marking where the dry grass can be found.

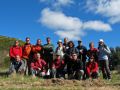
[0,71,119,90]
[0,76,119,90]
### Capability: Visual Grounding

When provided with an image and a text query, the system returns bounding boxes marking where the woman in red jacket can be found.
[86,56,99,79]
[30,53,46,78]
[9,40,22,61]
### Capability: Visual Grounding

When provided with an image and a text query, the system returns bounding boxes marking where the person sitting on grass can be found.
[86,56,99,79]
[9,55,25,75]
[67,52,84,80]
[30,53,47,78]
[51,53,65,78]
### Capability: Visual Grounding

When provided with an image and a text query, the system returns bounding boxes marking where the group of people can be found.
[8,37,111,80]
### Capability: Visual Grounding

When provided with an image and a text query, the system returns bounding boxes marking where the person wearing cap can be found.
[30,53,47,78]
[55,40,65,59]
[86,56,99,79]
[76,40,87,79]
[98,39,111,80]
[51,53,65,78]
[43,37,54,70]
[67,53,84,80]
[87,42,98,63]
[63,37,69,50]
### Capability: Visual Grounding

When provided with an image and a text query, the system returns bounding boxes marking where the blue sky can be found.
[0,0,120,48]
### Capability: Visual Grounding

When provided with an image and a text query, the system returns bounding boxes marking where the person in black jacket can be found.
[65,41,79,60]
[76,40,87,79]
[67,53,84,80]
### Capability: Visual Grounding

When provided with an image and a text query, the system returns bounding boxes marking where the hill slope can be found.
[0,35,25,69]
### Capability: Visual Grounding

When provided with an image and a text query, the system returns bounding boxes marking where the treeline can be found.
[110,47,120,70]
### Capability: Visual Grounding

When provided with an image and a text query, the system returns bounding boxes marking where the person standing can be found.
[87,42,98,62]
[55,40,65,59]
[22,37,32,75]
[98,39,111,80]
[43,37,54,70]
[32,39,44,58]
[9,40,22,61]
[76,40,87,79]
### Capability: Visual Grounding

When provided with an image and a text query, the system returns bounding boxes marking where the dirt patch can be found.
[41,78,106,87]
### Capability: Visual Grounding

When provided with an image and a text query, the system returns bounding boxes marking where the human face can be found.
[26,38,30,44]
[15,41,19,46]
[90,58,94,62]
[99,41,104,46]
[36,53,41,59]
[47,38,51,44]
[78,41,82,46]
[90,42,94,49]
[64,38,68,44]
[16,55,20,61]
[72,54,77,60]
[37,39,41,45]
[58,42,62,47]
[69,42,73,48]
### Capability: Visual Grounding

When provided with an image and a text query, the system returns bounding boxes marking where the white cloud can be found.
[39,8,112,40]
[39,0,74,8]
[83,21,112,32]
[86,0,120,24]
[54,0,74,7]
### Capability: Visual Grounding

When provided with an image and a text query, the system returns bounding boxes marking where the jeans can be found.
[68,70,84,80]
[9,60,25,74]
[30,68,45,77]
[51,68,65,78]
[99,60,111,79]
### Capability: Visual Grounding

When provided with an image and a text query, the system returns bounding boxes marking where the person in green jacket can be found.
[43,37,54,70]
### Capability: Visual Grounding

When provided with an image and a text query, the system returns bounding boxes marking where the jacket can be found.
[9,46,22,59]
[98,45,111,60]
[22,43,32,59]
[67,59,83,74]
[76,45,87,61]
[31,58,46,70]
[52,59,64,69]
[86,61,98,76]
[87,48,98,61]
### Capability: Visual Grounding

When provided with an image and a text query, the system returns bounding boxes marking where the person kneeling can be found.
[86,56,99,79]
[67,53,84,80]
[51,53,65,78]
[9,55,25,75]
[30,53,47,78]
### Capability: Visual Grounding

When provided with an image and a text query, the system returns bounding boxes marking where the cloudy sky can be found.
[0,0,120,48]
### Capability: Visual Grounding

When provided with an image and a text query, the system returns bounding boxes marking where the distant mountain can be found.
[0,35,25,69]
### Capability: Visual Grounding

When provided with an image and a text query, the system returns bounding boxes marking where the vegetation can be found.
[0,35,120,90]
[0,35,25,69]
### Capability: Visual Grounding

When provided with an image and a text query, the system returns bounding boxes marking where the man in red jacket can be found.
[86,56,99,79]
[30,53,46,78]
[51,53,65,78]
[9,40,22,61]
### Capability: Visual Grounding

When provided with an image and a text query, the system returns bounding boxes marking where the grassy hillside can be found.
[0,36,25,69]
